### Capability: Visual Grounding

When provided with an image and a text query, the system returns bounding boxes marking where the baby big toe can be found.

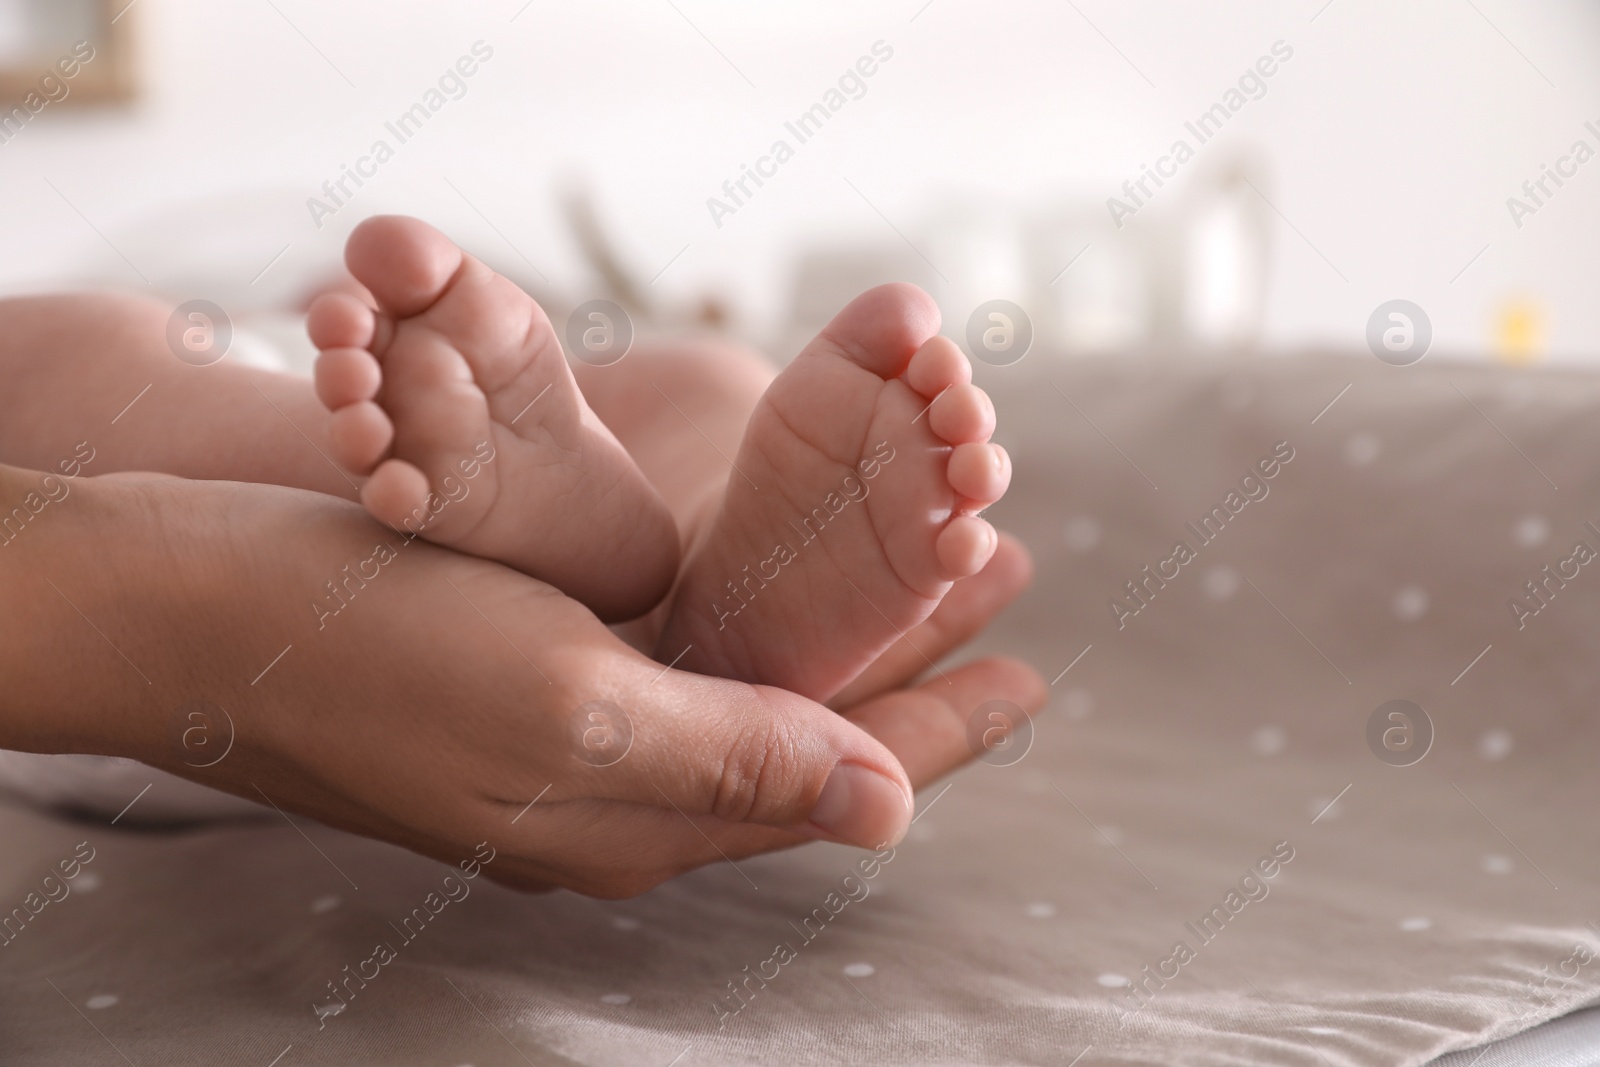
[345,216,463,318]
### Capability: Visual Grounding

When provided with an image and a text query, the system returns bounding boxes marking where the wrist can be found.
[0,464,175,756]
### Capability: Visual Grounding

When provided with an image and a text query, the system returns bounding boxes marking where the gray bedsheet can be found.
[2,349,1599,1065]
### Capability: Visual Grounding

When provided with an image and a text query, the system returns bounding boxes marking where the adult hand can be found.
[0,466,1043,896]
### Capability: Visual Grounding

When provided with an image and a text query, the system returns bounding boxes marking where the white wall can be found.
[1,0,1597,359]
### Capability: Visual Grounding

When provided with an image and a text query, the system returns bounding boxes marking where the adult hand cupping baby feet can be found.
[10,469,1042,896]
[309,217,1014,709]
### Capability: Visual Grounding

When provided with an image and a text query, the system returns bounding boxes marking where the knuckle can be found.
[709,714,799,825]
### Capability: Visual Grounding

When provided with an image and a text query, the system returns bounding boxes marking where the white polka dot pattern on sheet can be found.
[1482,854,1514,875]
[1309,796,1341,821]
[1063,516,1102,552]
[1479,729,1513,761]
[1514,515,1550,548]
[1344,433,1380,466]
[1392,585,1429,622]
[1251,726,1286,755]
[1203,565,1241,600]
[1018,771,1052,795]
[1062,688,1094,720]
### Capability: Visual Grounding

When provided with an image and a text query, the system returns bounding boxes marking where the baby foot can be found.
[654,284,1011,702]
[310,216,677,621]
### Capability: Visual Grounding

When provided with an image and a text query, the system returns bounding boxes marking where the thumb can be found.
[597,670,915,850]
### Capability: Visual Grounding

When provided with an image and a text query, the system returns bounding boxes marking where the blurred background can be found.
[1,0,1598,365]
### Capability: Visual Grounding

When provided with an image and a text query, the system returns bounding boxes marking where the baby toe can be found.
[315,347,382,409]
[328,400,393,474]
[815,282,941,380]
[307,292,375,350]
[936,515,999,580]
[905,335,972,397]
[947,442,1011,505]
[928,382,995,444]
[345,216,464,319]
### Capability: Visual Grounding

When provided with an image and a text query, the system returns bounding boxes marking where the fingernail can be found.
[806,762,913,849]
